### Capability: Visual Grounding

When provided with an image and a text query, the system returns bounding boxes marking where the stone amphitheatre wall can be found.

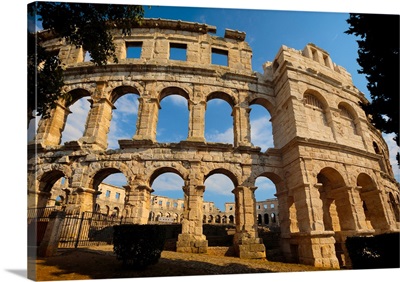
[28,18,399,268]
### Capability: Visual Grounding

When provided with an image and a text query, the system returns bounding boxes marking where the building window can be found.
[229,206,233,211]
[166,201,170,207]
[271,204,275,209]
[115,192,120,200]
[126,42,142,59]
[105,190,111,198]
[159,200,163,206]
[169,43,187,61]
[264,204,268,209]
[211,48,228,66]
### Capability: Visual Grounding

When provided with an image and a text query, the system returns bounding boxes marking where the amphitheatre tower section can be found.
[28,18,399,268]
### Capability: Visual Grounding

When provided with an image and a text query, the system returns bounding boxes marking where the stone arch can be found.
[248,97,275,150]
[148,166,187,187]
[303,89,332,133]
[36,170,67,208]
[249,97,276,118]
[157,86,190,142]
[338,102,360,135]
[107,86,141,149]
[264,213,269,225]
[388,192,400,222]
[254,171,284,195]
[317,167,347,232]
[356,173,387,230]
[206,91,237,107]
[86,162,133,191]
[109,85,141,104]
[64,88,92,107]
[159,86,190,102]
[34,164,73,207]
[204,168,239,187]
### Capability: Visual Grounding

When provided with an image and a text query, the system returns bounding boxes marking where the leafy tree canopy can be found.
[28,2,144,121]
[345,13,399,165]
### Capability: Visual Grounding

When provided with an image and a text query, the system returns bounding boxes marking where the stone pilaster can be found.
[291,231,340,269]
[79,93,115,150]
[74,187,99,213]
[176,184,208,253]
[291,183,325,232]
[288,183,340,268]
[232,186,266,259]
[125,184,152,224]
[35,103,70,147]
[187,100,206,142]
[232,105,252,147]
[133,97,160,142]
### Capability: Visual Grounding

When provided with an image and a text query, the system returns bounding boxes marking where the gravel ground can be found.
[29,245,335,281]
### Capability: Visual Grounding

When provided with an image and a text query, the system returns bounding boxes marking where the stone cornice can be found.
[281,136,381,162]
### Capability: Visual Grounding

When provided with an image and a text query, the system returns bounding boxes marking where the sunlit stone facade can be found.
[28,18,399,268]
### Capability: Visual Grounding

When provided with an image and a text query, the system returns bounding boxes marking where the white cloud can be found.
[204,174,235,196]
[103,173,128,187]
[62,99,91,143]
[250,116,274,150]
[151,173,184,192]
[108,95,139,149]
[169,95,188,107]
[114,95,139,116]
[205,127,233,143]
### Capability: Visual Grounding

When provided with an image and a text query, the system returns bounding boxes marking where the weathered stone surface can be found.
[28,18,399,269]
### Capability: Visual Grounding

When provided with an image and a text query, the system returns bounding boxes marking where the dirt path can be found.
[28,245,332,281]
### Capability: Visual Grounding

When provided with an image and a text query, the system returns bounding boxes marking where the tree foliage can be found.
[28,2,144,121]
[345,13,399,165]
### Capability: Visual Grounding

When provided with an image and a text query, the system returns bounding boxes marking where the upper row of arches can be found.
[28,83,370,154]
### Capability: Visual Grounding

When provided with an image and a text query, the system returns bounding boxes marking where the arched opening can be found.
[61,95,91,145]
[150,170,185,223]
[205,93,235,144]
[303,90,334,141]
[257,214,262,225]
[108,93,139,149]
[389,192,400,222]
[157,89,189,143]
[317,168,346,232]
[264,213,269,225]
[204,170,237,213]
[37,171,68,209]
[357,173,387,231]
[338,102,359,136]
[249,101,274,150]
[92,170,128,216]
[254,173,282,227]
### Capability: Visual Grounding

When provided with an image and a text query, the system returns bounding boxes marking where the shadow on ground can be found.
[30,247,321,281]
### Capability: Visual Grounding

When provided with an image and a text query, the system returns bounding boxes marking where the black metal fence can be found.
[28,207,131,248]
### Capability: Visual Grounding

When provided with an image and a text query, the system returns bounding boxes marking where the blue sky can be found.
[26,1,400,211]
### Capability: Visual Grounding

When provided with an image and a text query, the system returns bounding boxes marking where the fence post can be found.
[74,212,86,248]
[37,211,66,257]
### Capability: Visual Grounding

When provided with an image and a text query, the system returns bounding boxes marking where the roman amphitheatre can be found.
[28,17,400,269]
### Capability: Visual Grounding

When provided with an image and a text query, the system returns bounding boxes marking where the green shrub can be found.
[113,224,167,270]
[346,232,400,269]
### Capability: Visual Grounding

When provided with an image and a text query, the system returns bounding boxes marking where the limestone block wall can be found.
[28,18,399,268]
